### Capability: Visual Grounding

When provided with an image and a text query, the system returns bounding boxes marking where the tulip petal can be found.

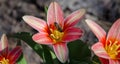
[22,16,48,32]
[99,57,109,64]
[32,33,53,45]
[0,34,8,51]
[63,27,83,42]
[109,60,120,64]
[64,9,85,29]
[53,43,68,63]
[47,2,64,28]
[85,19,106,42]
[92,42,110,59]
[107,19,120,41]
[0,34,8,56]
[8,46,22,63]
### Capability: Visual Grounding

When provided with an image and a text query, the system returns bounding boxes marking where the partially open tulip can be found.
[85,19,120,64]
[0,34,22,64]
[23,2,85,63]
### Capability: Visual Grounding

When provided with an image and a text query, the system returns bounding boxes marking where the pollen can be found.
[50,29,64,44]
[105,40,120,59]
[0,58,9,64]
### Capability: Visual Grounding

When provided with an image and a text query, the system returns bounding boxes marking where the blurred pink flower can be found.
[23,2,85,63]
[0,34,22,64]
[86,19,120,64]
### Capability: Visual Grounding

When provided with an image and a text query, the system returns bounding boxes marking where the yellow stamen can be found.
[105,40,120,59]
[0,58,9,64]
[50,29,64,44]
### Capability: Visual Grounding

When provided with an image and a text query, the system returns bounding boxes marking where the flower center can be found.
[50,29,64,44]
[0,58,9,64]
[105,40,120,59]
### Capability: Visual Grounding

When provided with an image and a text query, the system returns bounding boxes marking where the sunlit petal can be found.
[63,27,83,42]
[92,42,110,59]
[47,2,64,28]
[85,19,106,42]
[107,18,120,41]
[64,9,85,29]
[32,33,53,45]
[0,34,8,57]
[53,43,68,63]
[22,16,48,32]
[0,34,8,51]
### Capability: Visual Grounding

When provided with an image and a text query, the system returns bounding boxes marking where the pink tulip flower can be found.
[22,2,85,63]
[85,19,120,64]
[0,34,22,64]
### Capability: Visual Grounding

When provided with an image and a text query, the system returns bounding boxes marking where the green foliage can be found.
[68,40,92,64]
[17,53,27,64]
[10,32,44,58]
[9,32,100,64]
[10,32,54,64]
[16,40,27,64]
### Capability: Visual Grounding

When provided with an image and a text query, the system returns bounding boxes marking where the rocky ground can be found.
[0,0,120,64]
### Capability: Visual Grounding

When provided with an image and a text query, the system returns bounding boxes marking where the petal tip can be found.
[79,9,86,14]
[22,15,31,21]
[77,9,86,17]
[53,43,68,63]
[85,19,92,23]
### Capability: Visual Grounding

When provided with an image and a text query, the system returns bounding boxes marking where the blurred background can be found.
[0,0,120,64]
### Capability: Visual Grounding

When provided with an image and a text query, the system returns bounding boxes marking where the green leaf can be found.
[16,40,27,64]
[17,53,27,64]
[68,40,92,63]
[42,45,54,64]
[44,6,48,15]
[9,32,44,58]
[9,32,55,64]
[92,55,101,64]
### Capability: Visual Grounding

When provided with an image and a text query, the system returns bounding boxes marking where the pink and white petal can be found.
[22,16,48,32]
[0,34,8,51]
[47,2,64,28]
[64,9,85,29]
[109,59,120,64]
[53,43,68,63]
[107,18,120,42]
[85,19,106,42]
[92,42,110,59]
[63,27,83,42]
[0,34,8,56]
[32,33,53,45]
[7,46,22,63]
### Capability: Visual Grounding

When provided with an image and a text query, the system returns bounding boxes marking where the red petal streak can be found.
[99,57,109,64]
[92,42,110,59]
[22,16,48,32]
[109,60,120,64]
[7,46,22,63]
[32,33,53,45]
[85,19,106,43]
[0,47,9,59]
[47,2,64,28]
[53,43,68,63]
[64,9,85,29]
[63,27,83,42]
[107,18,120,42]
